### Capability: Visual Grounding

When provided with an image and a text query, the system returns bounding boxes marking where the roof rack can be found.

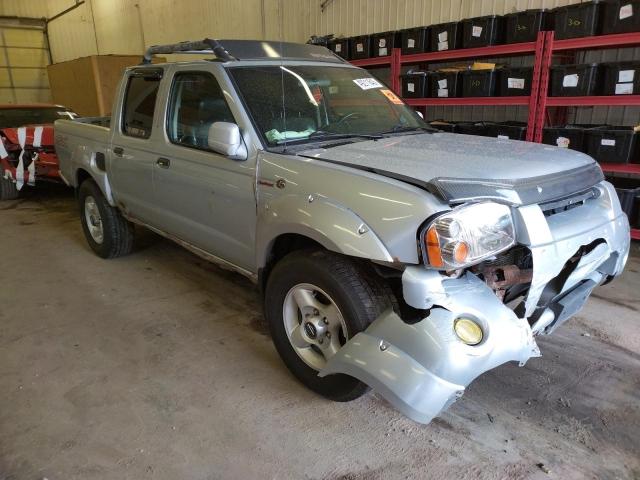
[142,38,346,65]
[142,38,236,64]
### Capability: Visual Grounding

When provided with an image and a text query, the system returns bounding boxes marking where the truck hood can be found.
[299,132,604,205]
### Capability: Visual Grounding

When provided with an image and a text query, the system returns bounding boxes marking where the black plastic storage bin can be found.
[456,122,493,136]
[401,71,428,98]
[602,0,640,34]
[614,187,640,217]
[498,67,533,96]
[487,121,528,140]
[349,35,371,59]
[400,27,429,55]
[549,63,602,96]
[615,187,638,217]
[542,125,588,151]
[552,1,603,39]
[632,193,640,228]
[504,9,547,44]
[461,69,499,97]
[602,61,640,95]
[429,22,461,51]
[585,127,639,163]
[428,71,461,98]
[609,178,640,222]
[371,31,399,57]
[327,37,349,59]
[461,15,505,48]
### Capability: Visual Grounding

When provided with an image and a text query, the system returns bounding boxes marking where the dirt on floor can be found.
[1,184,639,480]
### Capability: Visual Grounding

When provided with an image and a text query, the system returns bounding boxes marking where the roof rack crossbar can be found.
[142,38,236,64]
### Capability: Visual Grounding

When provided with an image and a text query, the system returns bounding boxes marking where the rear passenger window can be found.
[167,72,235,150]
[122,71,161,139]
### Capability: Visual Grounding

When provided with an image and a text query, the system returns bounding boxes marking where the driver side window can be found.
[167,72,235,151]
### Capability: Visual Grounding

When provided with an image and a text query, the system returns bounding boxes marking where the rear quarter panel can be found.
[54,119,113,202]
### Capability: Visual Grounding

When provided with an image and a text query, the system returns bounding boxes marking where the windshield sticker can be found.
[380,89,403,105]
[353,77,383,90]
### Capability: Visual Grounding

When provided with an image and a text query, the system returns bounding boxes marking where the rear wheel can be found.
[265,249,393,401]
[0,176,19,200]
[78,179,134,258]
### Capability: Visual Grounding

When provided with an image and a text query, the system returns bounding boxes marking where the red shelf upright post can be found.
[532,31,554,143]
[526,31,547,142]
[391,48,401,95]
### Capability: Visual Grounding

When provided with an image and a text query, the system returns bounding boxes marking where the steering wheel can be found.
[178,134,198,146]
[335,111,361,125]
[325,111,362,131]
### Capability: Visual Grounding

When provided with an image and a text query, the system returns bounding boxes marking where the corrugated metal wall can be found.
[1,0,636,124]
[0,23,51,103]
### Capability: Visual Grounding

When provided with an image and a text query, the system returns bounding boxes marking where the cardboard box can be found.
[47,55,165,117]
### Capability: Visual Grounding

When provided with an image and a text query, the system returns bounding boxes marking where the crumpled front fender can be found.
[319,271,539,424]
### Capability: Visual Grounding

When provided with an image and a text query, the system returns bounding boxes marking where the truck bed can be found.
[54,117,111,188]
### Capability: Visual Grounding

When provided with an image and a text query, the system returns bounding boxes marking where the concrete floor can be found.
[1,184,639,480]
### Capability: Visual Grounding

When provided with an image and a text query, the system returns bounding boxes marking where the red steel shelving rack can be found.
[349,32,548,142]
[349,30,640,240]
[534,31,640,240]
[398,33,547,142]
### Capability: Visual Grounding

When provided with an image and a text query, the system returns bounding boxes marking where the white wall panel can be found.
[0,25,50,103]
[0,0,48,18]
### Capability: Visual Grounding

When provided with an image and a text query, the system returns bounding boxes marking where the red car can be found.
[0,103,77,200]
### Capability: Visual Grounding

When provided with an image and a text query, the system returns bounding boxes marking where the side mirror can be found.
[207,122,247,160]
[416,111,424,119]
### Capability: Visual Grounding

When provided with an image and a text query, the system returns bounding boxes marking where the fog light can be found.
[454,317,483,345]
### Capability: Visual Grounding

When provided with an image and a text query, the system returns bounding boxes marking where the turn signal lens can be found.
[425,226,443,268]
[453,241,469,264]
[454,317,483,346]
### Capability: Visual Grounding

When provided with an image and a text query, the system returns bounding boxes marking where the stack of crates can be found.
[549,61,640,96]
[542,125,639,165]
[323,0,640,59]
[610,178,640,228]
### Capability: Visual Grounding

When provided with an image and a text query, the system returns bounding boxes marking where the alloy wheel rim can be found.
[84,196,104,244]
[282,283,348,371]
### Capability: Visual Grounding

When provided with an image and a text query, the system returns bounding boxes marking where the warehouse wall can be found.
[41,0,588,62]
[293,0,639,126]
[1,0,636,124]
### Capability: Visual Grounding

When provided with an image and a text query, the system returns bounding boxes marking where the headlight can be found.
[422,202,515,269]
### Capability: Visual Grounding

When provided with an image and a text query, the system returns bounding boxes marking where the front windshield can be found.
[0,107,77,129]
[228,65,427,146]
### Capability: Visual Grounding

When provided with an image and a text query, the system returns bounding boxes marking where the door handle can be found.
[156,157,171,169]
[113,147,124,157]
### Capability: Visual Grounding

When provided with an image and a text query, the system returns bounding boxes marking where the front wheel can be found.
[264,249,394,402]
[78,179,134,258]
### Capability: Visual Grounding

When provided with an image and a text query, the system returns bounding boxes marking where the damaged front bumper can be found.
[320,181,630,424]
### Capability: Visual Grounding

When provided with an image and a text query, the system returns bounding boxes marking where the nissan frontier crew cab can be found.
[55,39,630,424]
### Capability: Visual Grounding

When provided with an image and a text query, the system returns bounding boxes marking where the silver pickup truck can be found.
[55,39,630,424]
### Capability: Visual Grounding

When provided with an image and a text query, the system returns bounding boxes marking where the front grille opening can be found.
[540,187,599,217]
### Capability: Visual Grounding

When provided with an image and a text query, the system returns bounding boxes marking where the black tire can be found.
[0,176,19,200]
[78,179,134,259]
[265,249,394,402]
